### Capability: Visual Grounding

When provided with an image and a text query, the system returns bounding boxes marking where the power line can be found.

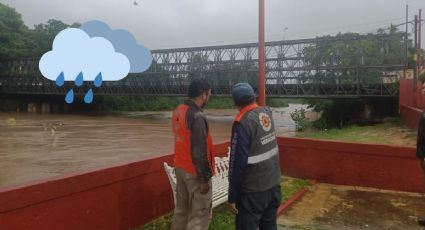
[270,17,409,40]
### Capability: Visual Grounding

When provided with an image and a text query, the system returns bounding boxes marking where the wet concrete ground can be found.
[278,183,425,230]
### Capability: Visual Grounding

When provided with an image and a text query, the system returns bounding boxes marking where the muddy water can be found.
[0,104,306,188]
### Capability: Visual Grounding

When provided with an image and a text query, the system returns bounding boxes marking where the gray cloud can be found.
[2,0,424,49]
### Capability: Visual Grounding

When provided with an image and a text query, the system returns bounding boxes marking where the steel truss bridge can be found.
[0,33,406,98]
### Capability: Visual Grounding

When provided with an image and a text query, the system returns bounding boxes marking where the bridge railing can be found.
[0,69,401,97]
[0,33,406,97]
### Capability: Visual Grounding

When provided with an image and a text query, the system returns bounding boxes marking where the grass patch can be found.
[290,225,330,230]
[298,125,391,144]
[136,213,173,230]
[208,204,235,230]
[281,177,311,202]
[136,176,311,230]
[204,97,234,110]
[267,98,290,108]
[296,122,416,146]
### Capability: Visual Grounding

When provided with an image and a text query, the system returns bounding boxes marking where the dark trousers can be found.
[235,185,281,230]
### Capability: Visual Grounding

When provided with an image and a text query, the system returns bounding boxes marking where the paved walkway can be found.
[277,183,425,230]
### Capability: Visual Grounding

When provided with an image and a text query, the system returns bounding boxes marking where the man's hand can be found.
[421,158,425,171]
[199,183,210,194]
[421,159,425,191]
[228,203,238,214]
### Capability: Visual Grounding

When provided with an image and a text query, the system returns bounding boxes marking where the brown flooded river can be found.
[0,104,306,188]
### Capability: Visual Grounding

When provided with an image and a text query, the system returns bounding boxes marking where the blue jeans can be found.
[236,185,281,230]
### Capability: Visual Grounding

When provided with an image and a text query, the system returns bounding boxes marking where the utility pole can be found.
[414,14,418,93]
[405,4,408,78]
[419,9,422,72]
[258,0,266,106]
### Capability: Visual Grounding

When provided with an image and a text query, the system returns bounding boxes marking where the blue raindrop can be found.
[56,72,65,87]
[84,89,94,104]
[65,89,74,104]
[94,73,103,87]
[75,72,84,87]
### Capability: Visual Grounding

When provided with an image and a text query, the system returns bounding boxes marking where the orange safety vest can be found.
[234,103,259,122]
[172,104,215,176]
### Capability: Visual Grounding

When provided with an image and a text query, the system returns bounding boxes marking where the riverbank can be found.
[296,121,417,146]
[0,96,297,112]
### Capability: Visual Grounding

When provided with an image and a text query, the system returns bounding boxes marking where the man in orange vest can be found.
[171,79,215,230]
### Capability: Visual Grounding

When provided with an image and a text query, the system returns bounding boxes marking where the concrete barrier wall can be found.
[400,105,423,130]
[399,79,424,129]
[1,138,423,230]
[278,137,424,193]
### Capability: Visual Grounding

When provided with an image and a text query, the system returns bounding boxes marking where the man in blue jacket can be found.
[228,83,281,230]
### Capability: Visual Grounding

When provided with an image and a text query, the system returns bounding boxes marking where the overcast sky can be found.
[2,0,425,49]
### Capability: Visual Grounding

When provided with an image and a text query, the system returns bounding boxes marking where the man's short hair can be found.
[236,97,255,107]
[188,79,211,99]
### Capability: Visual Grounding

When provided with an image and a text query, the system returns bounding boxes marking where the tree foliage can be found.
[290,108,311,131]
[30,19,81,57]
[0,3,32,60]
[304,27,407,67]
[303,28,410,129]
[300,27,409,86]
[0,3,79,61]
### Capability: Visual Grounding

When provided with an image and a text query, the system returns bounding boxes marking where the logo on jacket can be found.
[259,113,272,132]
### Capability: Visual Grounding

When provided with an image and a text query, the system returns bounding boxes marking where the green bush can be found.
[306,99,364,130]
[290,108,311,131]
[420,71,425,83]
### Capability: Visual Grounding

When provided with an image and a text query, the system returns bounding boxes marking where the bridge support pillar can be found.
[52,104,60,113]
[63,104,70,113]
[41,103,51,113]
[363,104,372,120]
[27,103,38,113]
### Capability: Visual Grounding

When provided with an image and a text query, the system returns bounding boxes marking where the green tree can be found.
[0,3,81,60]
[0,3,31,60]
[302,28,408,129]
[302,28,407,86]
[30,19,81,56]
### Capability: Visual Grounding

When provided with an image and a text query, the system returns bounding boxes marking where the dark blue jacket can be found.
[228,122,250,203]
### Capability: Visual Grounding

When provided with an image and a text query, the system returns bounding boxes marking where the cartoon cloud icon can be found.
[39,20,152,104]
[80,20,152,73]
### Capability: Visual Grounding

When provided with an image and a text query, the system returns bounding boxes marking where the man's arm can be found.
[417,115,425,159]
[228,123,250,204]
[190,112,212,184]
